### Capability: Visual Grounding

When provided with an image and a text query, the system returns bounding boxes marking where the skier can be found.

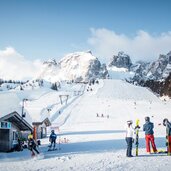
[163,118,171,155]
[125,120,135,157]
[143,116,157,154]
[49,130,57,150]
[28,134,39,156]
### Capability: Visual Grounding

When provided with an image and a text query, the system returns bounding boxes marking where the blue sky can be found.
[0,0,171,61]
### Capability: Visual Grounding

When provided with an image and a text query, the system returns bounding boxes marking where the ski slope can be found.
[56,80,169,134]
[0,79,171,171]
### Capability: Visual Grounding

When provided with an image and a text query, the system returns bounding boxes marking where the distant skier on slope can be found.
[143,116,157,154]
[28,134,39,156]
[125,120,135,157]
[163,118,171,155]
[48,130,57,150]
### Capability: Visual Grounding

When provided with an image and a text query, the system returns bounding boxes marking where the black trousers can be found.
[50,139,56,148]
[126,137,133,157]
[30,146,39,154]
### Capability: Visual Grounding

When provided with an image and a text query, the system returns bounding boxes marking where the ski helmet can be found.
[163,118,168,126]
[145,116,150,122]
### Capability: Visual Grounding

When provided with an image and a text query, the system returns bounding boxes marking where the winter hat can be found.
[163,118,168,126]
[127,120,133,124]
[145,116,150,122]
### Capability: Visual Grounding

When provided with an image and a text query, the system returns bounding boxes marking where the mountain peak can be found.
[43,59,58,67]
[108,51,132,70]
[39,51,108,82]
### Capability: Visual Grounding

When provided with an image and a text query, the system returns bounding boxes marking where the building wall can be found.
[33,123,47,139]
[0,123,20,152]
[21,131,31,140]
[0,129,10,152]
[9,124,20,150]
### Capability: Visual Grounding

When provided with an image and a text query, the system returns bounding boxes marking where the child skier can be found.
[163,118,171,154]
[49,130,57,150]
[28,134,39,156]
[125,120,135,157]
[143,116,157,153]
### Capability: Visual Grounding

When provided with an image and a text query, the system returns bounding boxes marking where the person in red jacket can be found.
[143,116,157,153]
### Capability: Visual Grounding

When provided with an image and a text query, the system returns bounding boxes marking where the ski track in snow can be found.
[0,79,171,171]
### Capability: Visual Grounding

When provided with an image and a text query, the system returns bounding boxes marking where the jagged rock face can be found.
[109,51,132,70]
[146,54,170,80]
[143,72,171,97]
[131,61,150,77]
[130,61,150,84]
[131,51,171,82]
[43,59,58,67]
[162,72,171,97]
[39,51,108,82]
[131,51,171,97]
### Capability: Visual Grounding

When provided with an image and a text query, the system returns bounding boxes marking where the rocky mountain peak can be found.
[146,53,170,80]
[38,51,108,82]
[108,51,132,70]
[43,59,58,67]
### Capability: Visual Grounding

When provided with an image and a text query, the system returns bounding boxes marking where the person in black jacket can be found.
[143,116,157,153]
[28,135,39,156]
[163,118,171,154]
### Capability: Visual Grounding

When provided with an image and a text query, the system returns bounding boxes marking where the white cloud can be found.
[88,28,171,62]
[0,47,42,80]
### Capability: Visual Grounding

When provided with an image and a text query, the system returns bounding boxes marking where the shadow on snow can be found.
[60,130,125,136]
[42,135,167,159]
[0,129,167,161]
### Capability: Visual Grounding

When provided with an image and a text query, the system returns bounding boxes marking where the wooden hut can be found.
[0,111,32,152]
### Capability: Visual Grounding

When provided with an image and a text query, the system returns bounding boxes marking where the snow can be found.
[0,91,21,117]
[0,83,19,91]
[0,78,171,171]
[107,66,134,80]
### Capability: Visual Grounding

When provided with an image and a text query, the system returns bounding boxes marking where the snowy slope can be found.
[54,79,170,138]
[24,83,85,122]
[107,66,134,80]
[0,79,171,171]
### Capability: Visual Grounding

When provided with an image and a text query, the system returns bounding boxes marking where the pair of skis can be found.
[48,148,58,151]
[48,137,61,152]
[135,119,140,156]
[48,144,61,151]
[166,135,171,156]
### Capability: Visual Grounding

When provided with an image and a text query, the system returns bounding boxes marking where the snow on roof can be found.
[0,91,21,118]
[0,91,33,125]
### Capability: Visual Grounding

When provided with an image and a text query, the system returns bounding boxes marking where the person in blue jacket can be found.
[49,130,57,150]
